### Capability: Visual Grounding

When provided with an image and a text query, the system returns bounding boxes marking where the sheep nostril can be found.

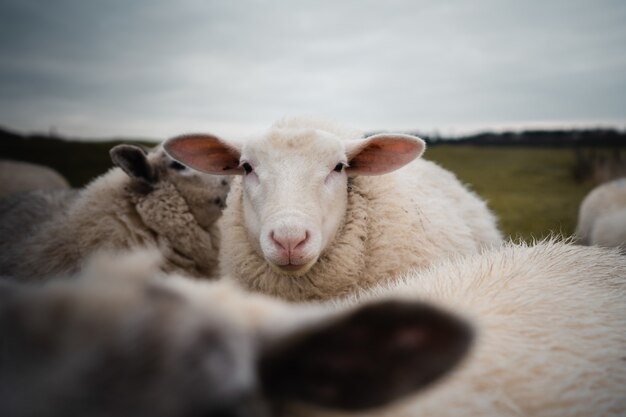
[270,231,287,251]
[214,197,222,205]
[294,231,309,250]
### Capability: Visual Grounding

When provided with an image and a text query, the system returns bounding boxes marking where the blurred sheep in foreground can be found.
[306,240,626,417]
[2,239,625,417]
[0,249,471,417]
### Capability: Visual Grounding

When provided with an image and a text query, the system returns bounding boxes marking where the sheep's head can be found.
[164,123,424,275]
[110,144,231,227]
[0,268,472,417]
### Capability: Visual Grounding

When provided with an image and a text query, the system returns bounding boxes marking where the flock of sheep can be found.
[0,117,624,417]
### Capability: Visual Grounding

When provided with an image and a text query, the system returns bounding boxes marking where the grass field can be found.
[425,145,596,242]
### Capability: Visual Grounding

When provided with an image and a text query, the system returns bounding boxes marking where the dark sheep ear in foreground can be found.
[259,300,473,411]
[110,144,157,184]
[163,134,243,175]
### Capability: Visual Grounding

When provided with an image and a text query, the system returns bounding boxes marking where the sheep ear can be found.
[259,300,472,411]
[163,134,243,175]
[345,134,425,176]
[110,144,157,183]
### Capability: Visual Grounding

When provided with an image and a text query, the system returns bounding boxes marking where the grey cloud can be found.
[0,0,624,138]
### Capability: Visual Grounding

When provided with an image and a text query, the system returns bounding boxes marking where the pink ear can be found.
[163,134,243,175]
[346,134,425,176]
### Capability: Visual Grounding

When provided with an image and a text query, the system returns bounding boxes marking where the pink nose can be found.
[270,229,310,262]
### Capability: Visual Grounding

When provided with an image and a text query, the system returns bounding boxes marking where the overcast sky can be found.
[0,0,625,140]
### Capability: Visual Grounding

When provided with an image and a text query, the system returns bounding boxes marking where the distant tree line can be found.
[416,128,626,147]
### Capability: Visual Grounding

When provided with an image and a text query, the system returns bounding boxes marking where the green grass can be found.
[425,145,596,242]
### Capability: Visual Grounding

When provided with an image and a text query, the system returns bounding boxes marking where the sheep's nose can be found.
[270,229,309,260]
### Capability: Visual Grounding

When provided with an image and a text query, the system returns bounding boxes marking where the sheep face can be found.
[111,144,231,227]
[157,149,231,227]
[0,274,472,417]
[239,129,350,275]
[164,123,424,276]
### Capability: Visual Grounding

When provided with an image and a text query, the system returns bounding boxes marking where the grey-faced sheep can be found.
[0,159,70,198]
[164,117,503,301]
[576,177,626,251]
[1,240,625,417]
[0,144,229,280]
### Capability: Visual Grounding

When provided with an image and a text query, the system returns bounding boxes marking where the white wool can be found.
[292,240,626,417]
[590,209,626,251]
[576,177,626,250]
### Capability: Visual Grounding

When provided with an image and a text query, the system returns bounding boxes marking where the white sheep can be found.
[589,209,626,250]
[0,143,229,280]
[1,240,624,417]
[0,159,70,198]
[165,117,503,301]
[576,177,626,250]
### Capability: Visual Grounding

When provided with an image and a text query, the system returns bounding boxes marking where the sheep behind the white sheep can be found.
[576,177,626,250]
[0,159,70,198]
[165,117,502,301]
[0,189,78,255]
[1,241,624,417]
[0,144,230,280]
[0,249,471,417]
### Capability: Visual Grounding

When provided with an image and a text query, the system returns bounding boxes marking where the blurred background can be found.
[1,0,625,240]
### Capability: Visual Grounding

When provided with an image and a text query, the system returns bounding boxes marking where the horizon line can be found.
[1,120,625,143]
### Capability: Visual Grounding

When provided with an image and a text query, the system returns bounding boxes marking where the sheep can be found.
[0,249,472,417]
[576,177,626,251]
[0,143,230,280]
[589,209,626,251]
[164,117,503,301]
[0,159,70,198]
[0,189,78,239]
[1,240,624,417]
[291,240,626,417]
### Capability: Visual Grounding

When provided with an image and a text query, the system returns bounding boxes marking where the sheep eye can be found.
[169,161,186,171]
[242,162,253,175]
[333,163,345,173]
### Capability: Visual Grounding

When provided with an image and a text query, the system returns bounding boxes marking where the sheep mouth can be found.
[268,259,317,276]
